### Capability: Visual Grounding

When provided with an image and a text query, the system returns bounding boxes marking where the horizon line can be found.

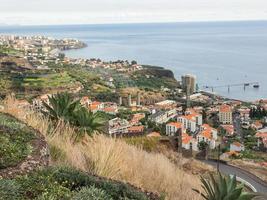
[1,19,267,27]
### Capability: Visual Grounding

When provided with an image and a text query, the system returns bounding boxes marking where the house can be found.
[219,104,232,124]
[255,131,267,149]
[89,101,104,113]
[155,100,177,110]
[127,125,144,134]
[32,94,52,111]
[148,109,177,124]
[182,133,198,151]
[166,122,183,136]
[197,124,218,149]
[177,112,202,133]
[221,125,234,136]
[80,96,92,107]
[251,121,263,130]
[130,113,146,125]
[230,142,245,152]
[108,118,130,135]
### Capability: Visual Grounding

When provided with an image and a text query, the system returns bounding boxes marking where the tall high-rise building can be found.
[181,74,196,95]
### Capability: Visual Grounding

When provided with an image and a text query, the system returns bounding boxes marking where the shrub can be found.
[16,169,72,199]
[0,113,34,169]
[49,144,66,162]
[0,179,21,200]
[72,186,113,200]
[48,167,149,200]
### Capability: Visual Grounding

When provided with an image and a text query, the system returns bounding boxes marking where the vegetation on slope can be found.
[0,113,35,169]
[0,167,150,200]
[2,96,202,200]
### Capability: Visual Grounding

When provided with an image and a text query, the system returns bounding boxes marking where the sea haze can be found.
[1,21,267,101]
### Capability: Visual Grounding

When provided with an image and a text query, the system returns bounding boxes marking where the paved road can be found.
[202,160,267,195]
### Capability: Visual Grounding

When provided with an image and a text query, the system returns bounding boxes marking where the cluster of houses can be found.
[166,109,218,151]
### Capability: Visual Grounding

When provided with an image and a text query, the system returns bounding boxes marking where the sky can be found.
[1,0,267,25]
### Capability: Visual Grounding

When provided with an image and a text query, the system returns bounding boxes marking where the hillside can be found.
[131,65,179,90]
[0,111,160,200]
[0,97,205,200]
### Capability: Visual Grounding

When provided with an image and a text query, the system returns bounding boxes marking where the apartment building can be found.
[219,104,233,124]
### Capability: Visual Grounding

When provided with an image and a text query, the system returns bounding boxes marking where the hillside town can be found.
[1,34,267,199]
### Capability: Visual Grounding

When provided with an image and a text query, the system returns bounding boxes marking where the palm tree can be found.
[72,107,105,141]
[193,173,257,200]
[42,92,80,124]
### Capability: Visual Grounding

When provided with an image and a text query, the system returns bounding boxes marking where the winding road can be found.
[202,160,267,196]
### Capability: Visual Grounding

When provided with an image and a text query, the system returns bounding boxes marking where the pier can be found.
[203,82,259,92]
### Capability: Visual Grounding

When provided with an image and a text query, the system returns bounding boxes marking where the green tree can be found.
[193,173,257,200]
[42,93,80,124]
[198,141,209,151]
[72,107,105,141]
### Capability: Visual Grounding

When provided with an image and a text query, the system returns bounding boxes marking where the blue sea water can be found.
[1,21,267,101]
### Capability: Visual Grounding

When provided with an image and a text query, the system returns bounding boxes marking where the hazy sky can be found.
[1,0,267,25]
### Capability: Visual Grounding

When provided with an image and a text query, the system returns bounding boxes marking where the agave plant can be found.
[72,107,105,141]
[42,92,80,123]
[193,173,257,200]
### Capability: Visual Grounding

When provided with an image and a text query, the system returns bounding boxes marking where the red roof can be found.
[167,122,182,129]
[128,126,144,133]
[219,104,232,113]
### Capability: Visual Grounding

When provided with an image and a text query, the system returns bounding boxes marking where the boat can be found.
[253,84,260,88]
[244,83,249,86]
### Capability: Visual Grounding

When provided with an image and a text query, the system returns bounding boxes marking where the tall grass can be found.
[1,96,202,200]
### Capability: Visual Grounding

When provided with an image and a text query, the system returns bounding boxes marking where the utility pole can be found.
[217,144,221,173]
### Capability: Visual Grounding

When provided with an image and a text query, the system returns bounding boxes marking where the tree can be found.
[42,93,80,124]
[193,173,257,200]
[72,108,105,141]
[198,141,209,151]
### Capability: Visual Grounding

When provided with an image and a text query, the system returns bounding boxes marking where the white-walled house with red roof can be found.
[177,112,202,133]
[166,122,184,136]
[197,124,218,149]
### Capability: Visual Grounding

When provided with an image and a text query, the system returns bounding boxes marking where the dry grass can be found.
[1,96,202,200]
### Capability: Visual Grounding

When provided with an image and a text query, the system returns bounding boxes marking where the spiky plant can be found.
[193,173,257,200]
[72,107,105,141]
[42,93,79,124]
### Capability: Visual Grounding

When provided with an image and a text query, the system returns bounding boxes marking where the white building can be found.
[230,142,245,152]
[197,124,218,149]
[166,122,183,136]
[177,112,202,133]
[219,104,233,124]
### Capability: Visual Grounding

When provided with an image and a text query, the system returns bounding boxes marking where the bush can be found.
[72,186,113,200]
[16,169,72,199]
[0,113,34,169]
[0,179,21,200]
[49,167,149,200]
[7,167,148,200]
[49,144,66,162]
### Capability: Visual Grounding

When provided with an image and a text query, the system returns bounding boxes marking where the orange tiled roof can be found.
[256,132,267,138]
[221,125,234,134]
[219,104,232,113]
[254,121,263,127]
[91,101,101,106]
[167,122,182,128]
[128,125,144,132]
[103,107,116,112]
[200,129,212,139]
[232,142,242,147]
[182,135,193,144]
[90,104,99,110]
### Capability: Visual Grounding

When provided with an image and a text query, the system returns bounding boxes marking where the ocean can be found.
[1,21,267,101]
